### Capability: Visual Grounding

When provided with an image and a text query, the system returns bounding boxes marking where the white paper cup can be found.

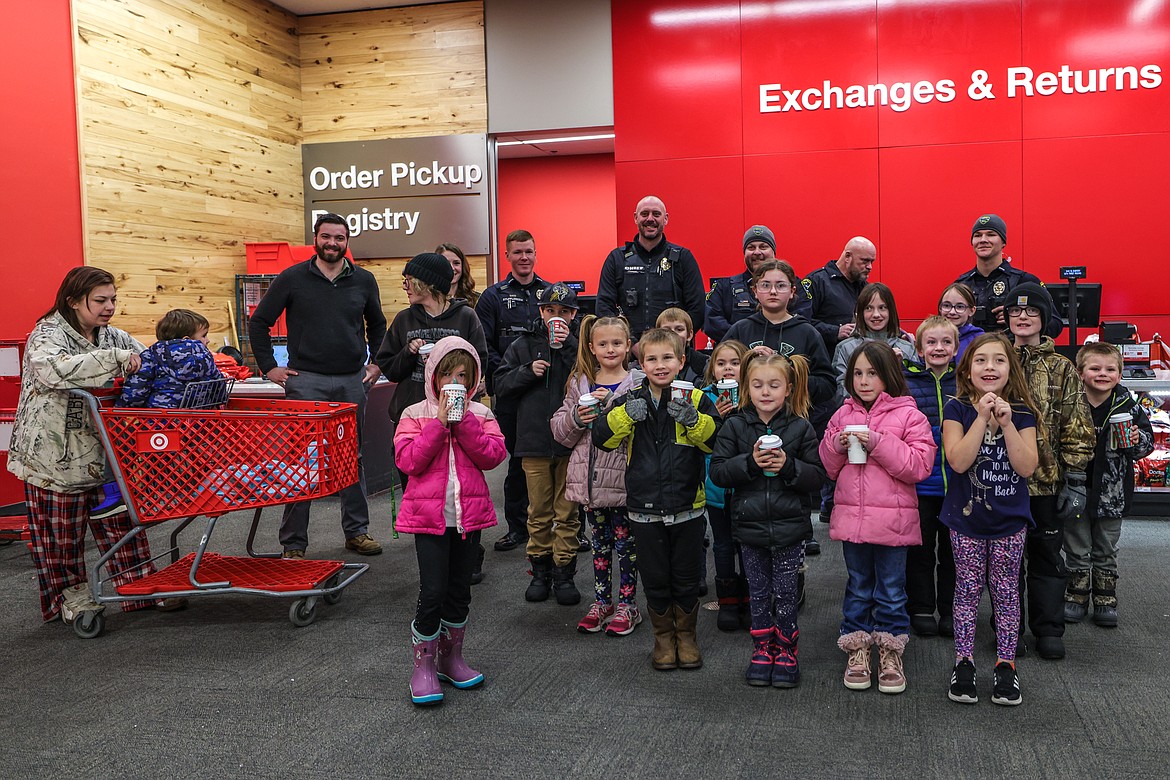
[419,343,434,360]
[548,317,568,349]
[442,383,467,423]
[671,379,695,403]
[578,393,599,427]
[844,424,869,464]
[1108,412,1134,450]
[758,434,783,477]
[716,379,739,406]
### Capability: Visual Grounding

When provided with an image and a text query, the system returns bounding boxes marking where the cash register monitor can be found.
[1045,282,1102,329]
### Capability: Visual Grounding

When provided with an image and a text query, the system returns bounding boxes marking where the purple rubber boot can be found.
[436,619,484,689]
[410,624,443,706]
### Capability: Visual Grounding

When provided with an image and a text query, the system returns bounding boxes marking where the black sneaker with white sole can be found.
[991,661,1022,706]
[948,658,978,704]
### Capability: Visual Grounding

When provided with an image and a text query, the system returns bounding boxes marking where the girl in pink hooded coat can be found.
[394,336,507,706]
[819,341,935,696]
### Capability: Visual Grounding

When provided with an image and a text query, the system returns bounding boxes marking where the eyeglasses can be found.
[1005,305,1041,318]
[401,277,413,291]
[939,302,970,313]
[755,282,791,292]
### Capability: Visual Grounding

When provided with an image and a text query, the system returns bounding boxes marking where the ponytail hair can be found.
[740,351,812,419]
[568,314,632,391]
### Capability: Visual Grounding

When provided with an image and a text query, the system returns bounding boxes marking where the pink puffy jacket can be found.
[393,336,507,535]
[818,392,936,547]
[550,372,640,509]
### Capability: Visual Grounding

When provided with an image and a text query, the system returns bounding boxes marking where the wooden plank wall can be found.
[73,0,304,345]
[74,0,489,344]
[300,2,489,314]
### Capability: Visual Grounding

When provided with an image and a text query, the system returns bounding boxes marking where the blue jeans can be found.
[840,541,909,635]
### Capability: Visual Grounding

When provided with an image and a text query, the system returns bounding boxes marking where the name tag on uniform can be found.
[624,265,645,275]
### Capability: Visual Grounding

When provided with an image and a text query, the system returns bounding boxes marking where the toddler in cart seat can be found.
[91,309,222,519]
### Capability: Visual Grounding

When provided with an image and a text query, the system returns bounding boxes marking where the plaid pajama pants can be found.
[24,484,157,622]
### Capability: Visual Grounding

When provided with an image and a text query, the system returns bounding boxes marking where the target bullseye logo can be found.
[336,423,345,440]
[150,433,170,451]
[135,428,182,453]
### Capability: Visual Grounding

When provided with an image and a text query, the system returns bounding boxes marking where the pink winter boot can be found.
[410,623,444,706]
[435,619,485,689]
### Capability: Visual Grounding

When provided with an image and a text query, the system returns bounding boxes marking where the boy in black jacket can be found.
[593,328,721,671]
[494,282,581,606]
[1064,343,1155,627]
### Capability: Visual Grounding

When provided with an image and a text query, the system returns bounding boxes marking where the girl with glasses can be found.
[938,283,983,361]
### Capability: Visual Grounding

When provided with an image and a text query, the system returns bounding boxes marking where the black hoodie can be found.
[722,312,836,406]
[376,299,488,423]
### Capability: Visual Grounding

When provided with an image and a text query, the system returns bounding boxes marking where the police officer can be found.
[802,236,876,353]
[475,229,549,552]
[956,213,1062,338]
[596,195,706,340]
[707,224,801,343]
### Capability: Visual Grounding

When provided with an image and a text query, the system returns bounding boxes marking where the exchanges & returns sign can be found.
[302,135,489,257]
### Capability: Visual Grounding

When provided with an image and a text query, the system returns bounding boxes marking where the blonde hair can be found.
[656,307,693,335]
[740,351,811,419]
[1076,341,1123,373]
[914,315,959,352]
[405,276,450,306]
[639,327,685,362]
[569,315,632,389]
[955,332,1042,421]
[704,340,750,386]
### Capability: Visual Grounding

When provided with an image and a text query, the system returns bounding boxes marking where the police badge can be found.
[992,280,1007,296]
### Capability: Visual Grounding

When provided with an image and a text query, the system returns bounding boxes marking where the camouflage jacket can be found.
[1016,337,1094,495]
[8,313,143,492]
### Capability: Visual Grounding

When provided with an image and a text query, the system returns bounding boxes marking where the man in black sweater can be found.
[248,213,388,558]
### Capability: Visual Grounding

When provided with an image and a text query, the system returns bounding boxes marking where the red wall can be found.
[495,154,617,292]
[612,0,1170,342]
[0,2,85,340]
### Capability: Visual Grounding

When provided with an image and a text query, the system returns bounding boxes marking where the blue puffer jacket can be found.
[703,385,729,509]
[903,358,956,497]
[956,323,984,361]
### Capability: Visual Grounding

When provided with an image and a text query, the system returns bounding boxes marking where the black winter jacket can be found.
[721,312,836,406]
[1087,385,1155,519]
[593,381,721,516]
[709,406,825,550]
[376,300,488,423]
[493,324,577,458]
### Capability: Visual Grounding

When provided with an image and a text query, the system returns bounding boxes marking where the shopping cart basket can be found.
[68,387,369,638]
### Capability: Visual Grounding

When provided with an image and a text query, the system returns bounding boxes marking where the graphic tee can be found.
[941,398,1036,539]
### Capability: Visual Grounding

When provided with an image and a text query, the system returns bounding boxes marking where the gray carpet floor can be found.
[1,462,1167,779]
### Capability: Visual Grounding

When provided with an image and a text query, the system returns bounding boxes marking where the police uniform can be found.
[474,271,548,542]
[955,260,1063,338]
[801,261,865,352]
[705,271,755,343]
[596,236,706,339]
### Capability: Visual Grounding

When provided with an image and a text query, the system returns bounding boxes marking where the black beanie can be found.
[971,213,1007,244]
[404,252,454,293]
[1008,282,1052,330]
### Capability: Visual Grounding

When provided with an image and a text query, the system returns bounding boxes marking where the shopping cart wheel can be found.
[74,610,105,639]
[289,598,317,628]
[322,574,343,606]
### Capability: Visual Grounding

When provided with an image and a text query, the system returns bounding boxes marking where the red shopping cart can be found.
[69,385,369,638]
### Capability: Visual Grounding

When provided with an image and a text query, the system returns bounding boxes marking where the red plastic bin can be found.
[98,398,359,523]
[0,340,25,408]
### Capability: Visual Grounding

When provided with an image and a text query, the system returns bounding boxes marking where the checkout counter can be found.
[232,378,398,496]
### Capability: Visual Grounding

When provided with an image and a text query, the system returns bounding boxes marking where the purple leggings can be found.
[950,528,1026,660]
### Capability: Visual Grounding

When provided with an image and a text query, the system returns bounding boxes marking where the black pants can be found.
[414,528,477,636]
[905,495,955,619]
[630,516,705,614]
[495,402,529,536]
[1021,494,1065,638]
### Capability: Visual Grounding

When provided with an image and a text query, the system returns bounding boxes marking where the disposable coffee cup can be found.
[758,434,783,477]
[442,383,467,423]
[578,393,599,427]
[548,317,568,349]
[1108,412,1134,450]
[419,343,434,360]
[844,424,869,464]
[671,379,695,403]
[716,379,739,406]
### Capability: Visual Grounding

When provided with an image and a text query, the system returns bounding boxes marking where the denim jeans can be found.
[840,541,909,635]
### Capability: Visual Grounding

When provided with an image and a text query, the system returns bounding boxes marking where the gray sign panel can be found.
[302,134,490,257]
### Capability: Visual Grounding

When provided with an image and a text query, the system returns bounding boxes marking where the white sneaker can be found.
[60,583,103,625]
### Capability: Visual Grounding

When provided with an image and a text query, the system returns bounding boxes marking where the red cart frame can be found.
[69,389,369,638]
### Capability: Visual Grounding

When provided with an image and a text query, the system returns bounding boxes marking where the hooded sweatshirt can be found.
[722,311,836,406]
[376,299,488,423]
[392,336,507,535]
